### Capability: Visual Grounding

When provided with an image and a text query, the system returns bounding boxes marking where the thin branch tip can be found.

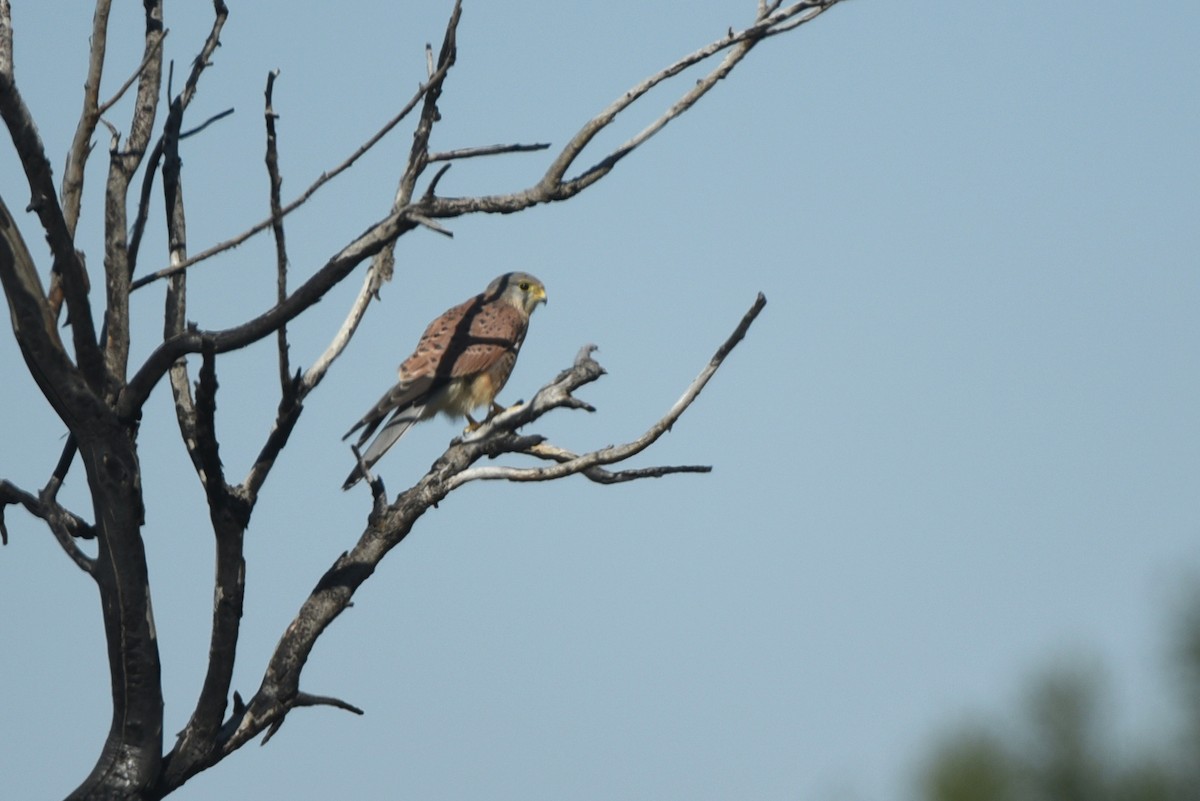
[574,343,599,365]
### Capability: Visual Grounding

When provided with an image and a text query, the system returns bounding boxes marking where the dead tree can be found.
[0,1,841,798]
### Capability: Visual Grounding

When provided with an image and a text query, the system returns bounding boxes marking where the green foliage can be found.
[917,595,1200,801]
[921,728,1015,801]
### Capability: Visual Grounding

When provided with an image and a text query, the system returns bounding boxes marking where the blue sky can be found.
[1,1,1198,799]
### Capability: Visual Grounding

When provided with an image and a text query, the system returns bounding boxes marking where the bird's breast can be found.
[436,355,513,416]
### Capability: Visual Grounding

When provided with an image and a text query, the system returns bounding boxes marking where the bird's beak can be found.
[535,286,548,306]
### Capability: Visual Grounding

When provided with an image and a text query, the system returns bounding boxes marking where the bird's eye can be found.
[519,281,530,291]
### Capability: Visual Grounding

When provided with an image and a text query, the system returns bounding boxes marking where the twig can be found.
[521,442,712,484]
[260,690,364,746]
[427,141,550,163]
[179,107,234,139]
[408,212,453,237]
[400,5,460,205]
[96,28,167,116]
[368,0,462,285]
[422,163,452,200]
[292,691,364,716]
[264,70,290,393]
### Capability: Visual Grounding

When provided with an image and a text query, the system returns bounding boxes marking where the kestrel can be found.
[341,272,548,489]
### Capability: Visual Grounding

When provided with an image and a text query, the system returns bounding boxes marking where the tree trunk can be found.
[66,429,162,801]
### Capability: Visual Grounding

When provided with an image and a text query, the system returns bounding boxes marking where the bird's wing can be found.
[445,302,528,378]
[341,401,426,490]
[399,295,527,380]
[342,297,484,444]
[342,375,435,446]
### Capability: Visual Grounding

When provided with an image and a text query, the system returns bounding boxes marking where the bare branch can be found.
[397,3,459,206]
[259,691,364,746]
[179,107,234,139]
[521,442,712,484]
[427,141,550,163]
[49,434,79,489]
[367,0,463,288]
[193,344,227,491]
[422,163,453,200]
[99,0,165,385]
[172,1,229,112]
[264,70,291,393]
[126,137,165,274]
[96,27,167,117]
[409,212,453,237]
[291,691,364,717]
[290,267,375,399]
[0,479,96,571]
[447,294,767,488]
[761,3,833,36]
[159,338,250,791]
[128,0,228,278]
[758,0,785,20]
[61,0,113,237]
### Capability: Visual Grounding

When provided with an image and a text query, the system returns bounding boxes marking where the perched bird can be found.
[342,272,548,489]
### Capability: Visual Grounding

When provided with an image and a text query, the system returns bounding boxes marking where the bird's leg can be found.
[464,401,522,435]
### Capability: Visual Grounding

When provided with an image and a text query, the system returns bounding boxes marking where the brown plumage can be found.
[342,272,547,489]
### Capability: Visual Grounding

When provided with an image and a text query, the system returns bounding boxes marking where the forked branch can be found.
[0,479,96,571]
[0,0,105,389]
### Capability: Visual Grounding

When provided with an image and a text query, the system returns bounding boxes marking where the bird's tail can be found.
[342,405,424,490]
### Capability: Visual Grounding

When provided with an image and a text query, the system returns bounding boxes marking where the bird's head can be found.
[491,271,548,316]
